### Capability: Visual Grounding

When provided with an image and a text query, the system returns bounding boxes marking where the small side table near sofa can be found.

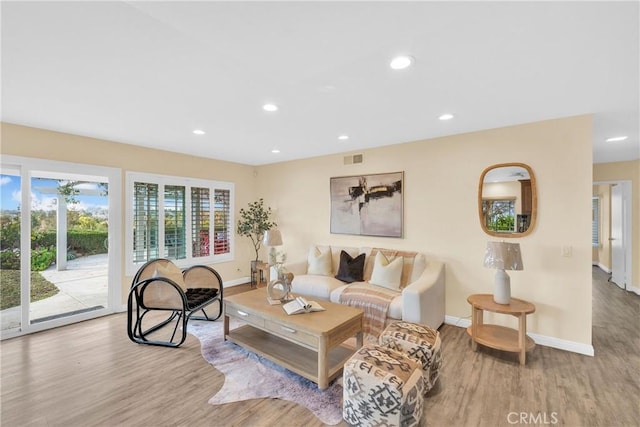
[466,293,536,365]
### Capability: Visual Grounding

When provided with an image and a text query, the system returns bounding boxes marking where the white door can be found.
[610,184,625,289]
[1,156,121,339]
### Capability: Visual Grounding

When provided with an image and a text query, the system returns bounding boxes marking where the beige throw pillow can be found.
[154,262,186,290]
[307,246,332,276]
[369,251,403,290]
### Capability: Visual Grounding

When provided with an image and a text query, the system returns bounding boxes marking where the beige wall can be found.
[593,160,640,288]
[256,116,594,345]
[1,123,257,301]
[592,184,612,270]
[1,116,595,346]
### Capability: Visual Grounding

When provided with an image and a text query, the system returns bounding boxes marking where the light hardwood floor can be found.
[1,268,638,426]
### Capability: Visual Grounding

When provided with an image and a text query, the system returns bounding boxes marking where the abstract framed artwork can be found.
[330,171,403,237]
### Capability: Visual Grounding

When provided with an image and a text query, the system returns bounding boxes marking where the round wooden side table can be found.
[466,294,536,365]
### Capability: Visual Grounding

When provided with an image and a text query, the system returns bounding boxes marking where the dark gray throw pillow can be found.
[335,250,365,283]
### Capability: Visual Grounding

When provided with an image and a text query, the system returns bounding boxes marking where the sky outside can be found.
[0,175,108,212]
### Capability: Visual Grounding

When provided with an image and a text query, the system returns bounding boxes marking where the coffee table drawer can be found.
[226,304,265,328]
[264,319,318,348]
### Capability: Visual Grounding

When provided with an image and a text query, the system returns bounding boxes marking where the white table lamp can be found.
[262,229,283,265]
[483,241,524,305]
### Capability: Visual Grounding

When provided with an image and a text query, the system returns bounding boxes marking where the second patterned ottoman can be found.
[379,321,442,393]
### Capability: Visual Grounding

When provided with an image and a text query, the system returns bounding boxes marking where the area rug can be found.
[187,319,344,425]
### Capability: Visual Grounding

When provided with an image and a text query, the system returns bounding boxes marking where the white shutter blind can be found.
[592,197,600,246]
[191,187,210,257]
[214,189,231,254]
[133,182,159,263]
[164,185,186,259]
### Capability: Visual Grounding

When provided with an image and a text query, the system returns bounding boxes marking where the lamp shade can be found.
[262,230,283,247]
[483,242,523,271]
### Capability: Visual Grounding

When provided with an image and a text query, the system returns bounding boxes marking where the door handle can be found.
[237,310,248,317]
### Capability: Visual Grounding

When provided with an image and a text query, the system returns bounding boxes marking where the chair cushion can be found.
[292,274,345,299]
[186,288,219,310]
[335,250,366,283]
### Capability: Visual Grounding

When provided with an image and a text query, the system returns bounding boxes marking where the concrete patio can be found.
[1,253,108,330]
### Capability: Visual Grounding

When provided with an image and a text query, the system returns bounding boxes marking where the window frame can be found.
[482,197,516,233]
[125,171,234,275]
[592,196,600,247]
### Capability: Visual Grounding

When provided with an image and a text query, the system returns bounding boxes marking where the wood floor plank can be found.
[1,270,638,426]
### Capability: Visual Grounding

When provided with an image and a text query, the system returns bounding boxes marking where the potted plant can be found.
[236,198,277,268]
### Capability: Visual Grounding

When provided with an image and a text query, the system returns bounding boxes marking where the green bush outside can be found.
[32,231,107,254]
[0,247,57,272]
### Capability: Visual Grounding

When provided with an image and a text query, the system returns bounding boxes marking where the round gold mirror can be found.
[478,162,537,237]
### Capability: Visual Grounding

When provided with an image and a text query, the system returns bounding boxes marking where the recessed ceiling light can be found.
[439,113,454,121]
[271,149,280,154]
[338,135,349,140]
[192,129,206,135]
[263,103,278,112]
[606,136,628,142]
[390,55,414,70]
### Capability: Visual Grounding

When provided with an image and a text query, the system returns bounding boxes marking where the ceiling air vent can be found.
[343,154,364,165]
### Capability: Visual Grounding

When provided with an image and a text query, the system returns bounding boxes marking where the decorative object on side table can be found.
[263,229,287,278]
[483,241,523,304]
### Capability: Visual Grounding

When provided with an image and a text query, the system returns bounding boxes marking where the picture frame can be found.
[330,171,403,237]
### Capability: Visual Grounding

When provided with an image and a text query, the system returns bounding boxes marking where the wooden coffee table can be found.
[224,288,364,389]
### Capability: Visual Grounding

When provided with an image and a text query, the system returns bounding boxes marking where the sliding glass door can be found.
[1,156,121,338]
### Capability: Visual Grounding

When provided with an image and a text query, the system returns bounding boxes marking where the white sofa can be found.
[281,245,445,330]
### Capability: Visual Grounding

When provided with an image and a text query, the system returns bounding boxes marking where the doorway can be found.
[592,180,632,291]
[0,156,121,338]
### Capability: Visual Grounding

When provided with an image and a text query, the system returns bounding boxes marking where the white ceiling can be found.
[2,1,638,166]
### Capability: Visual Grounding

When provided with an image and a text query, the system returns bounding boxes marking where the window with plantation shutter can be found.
[592,197,600,247]
[126,172,234,274]
[133,182,159,263]
[191,187,211,257]
[164,185,186,259]
[214,189,231,254]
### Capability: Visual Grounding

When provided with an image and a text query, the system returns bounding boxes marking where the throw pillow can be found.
[369,251,403,290]
[307,246,332,276]
[335,250,366,283]
[154,262,186,290]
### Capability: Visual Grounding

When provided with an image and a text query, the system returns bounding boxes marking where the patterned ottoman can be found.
[343,344,424,427]
[379,321,442,393]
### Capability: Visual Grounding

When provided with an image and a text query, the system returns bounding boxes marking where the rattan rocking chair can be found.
[127,258,223,347]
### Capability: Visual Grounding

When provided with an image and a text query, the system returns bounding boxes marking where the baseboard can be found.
[444,315,595,357]
[592,263,611,273]
[628,284,640,296]
[224,277,250,288]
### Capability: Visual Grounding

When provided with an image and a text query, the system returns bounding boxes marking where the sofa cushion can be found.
[330,283,403,320]
[335,250,366,283]
[292,274,345,300]
[307,245,332,276]
[369,251,403,290]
